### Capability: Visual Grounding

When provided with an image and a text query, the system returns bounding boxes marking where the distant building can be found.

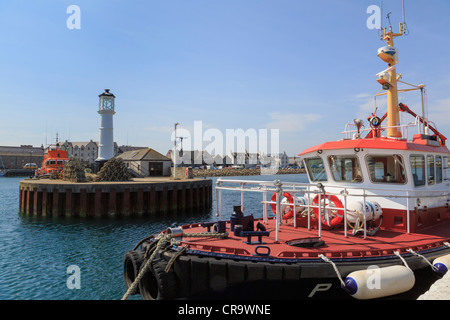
[166,150,215,167]
[258,151,289,168]
[289,156,303,167]
[271,152,290,168]
[0,145,44,169]
[166,149,292,169]
[118,148,172,176]
[62,140,119,164]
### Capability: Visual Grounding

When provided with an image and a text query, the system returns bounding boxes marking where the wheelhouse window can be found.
[443,156,449,181]
[410,155,425,186]
[328,155,362,182]
[304,157,327,182]
[435,156,442,184]
[427,155,435,185]
[366,154,406,184]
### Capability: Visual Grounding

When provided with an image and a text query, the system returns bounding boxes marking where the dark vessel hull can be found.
[123,231,450,300]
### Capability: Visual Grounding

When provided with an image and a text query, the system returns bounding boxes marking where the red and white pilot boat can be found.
[122,3,450,300]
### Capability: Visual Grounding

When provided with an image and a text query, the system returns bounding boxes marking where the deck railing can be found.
[341,116,424,141]
[215,178,450,241]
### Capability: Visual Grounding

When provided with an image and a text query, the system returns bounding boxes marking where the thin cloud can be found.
[266,112,322,132]
[428,97,450,129]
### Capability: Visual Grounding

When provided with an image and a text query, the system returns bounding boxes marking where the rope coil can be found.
[121,231,228,300]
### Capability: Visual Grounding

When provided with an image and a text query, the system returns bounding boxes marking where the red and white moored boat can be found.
[122,3,450,300]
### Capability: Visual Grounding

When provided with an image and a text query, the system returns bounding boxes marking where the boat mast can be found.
[377,0,408,138]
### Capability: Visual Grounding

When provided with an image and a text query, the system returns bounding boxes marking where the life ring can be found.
[270,192,295,220]
[312,193,344,227]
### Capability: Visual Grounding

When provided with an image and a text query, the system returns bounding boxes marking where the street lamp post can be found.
[173,123,179,179]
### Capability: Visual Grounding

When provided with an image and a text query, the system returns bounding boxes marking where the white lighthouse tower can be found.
[96,89,116,165]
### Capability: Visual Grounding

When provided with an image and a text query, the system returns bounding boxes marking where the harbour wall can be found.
[18,178,212,217]
[3,169,35,177]
[193,168,305,177]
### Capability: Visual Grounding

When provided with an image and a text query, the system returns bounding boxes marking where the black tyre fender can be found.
[123,250,145,294]
[139,258,177,300]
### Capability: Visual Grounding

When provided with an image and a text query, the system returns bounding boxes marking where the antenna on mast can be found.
[379,0,409,40]
[401,0,409,35]
[379,1,384,40]
[387,12,393,32]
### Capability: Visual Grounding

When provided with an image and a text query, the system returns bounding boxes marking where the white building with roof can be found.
[62,140,118,164]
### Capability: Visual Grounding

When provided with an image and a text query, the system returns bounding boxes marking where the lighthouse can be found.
[96,89,116,167]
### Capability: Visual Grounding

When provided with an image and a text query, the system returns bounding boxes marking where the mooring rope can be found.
[121,231,228,300]
[319,254,345,287]
[407,248,439,272]
[394,251,413,273]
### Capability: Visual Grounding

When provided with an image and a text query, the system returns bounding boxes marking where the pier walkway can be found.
[418,271,450,300]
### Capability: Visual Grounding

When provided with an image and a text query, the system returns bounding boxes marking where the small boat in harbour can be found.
[122,2,450,300]
[35,141,69,178]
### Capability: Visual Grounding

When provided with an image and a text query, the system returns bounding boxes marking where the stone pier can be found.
[18,177,212,217]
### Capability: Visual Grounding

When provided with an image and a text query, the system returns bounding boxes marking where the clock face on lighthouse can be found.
[102,97,114,110]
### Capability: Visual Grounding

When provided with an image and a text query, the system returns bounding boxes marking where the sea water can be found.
[0,174,307,300]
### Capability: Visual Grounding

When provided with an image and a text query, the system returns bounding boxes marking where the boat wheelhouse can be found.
[299,112,449,235]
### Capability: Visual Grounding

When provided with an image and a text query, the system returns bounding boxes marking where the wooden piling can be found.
[25,188,31,215]
[95,189,102,216]
[65,189,72,217]
[137,188,144,215]
[52,189,59,216]
[42,189,48,216]
[123,188,130,216]
[172,186,178,212]
[181,184,186,212]
[80,189,87,217]
[161,186,168,213]
[149,186,156,215]
[109,188,117,217]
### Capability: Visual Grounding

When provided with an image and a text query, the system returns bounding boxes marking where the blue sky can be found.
[1,0,449,156]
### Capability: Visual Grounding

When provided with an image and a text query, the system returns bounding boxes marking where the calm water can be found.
[0,174,307,300]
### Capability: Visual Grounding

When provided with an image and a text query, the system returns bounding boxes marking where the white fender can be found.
[433,254,450,276]
[343,265,415,300]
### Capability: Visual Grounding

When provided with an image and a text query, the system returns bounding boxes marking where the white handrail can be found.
[215,178,450,240]
[341,118,423,141]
